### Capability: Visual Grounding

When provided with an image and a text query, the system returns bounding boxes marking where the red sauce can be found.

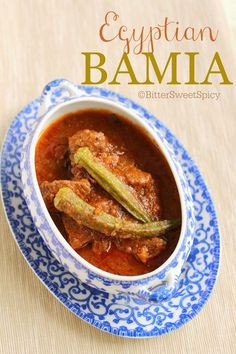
[35,109,181,276]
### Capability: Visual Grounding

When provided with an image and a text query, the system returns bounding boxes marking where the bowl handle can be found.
[38,79,84,117]
[137,264,183,303]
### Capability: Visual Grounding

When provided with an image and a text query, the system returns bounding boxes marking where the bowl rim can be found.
[27,96,188,282]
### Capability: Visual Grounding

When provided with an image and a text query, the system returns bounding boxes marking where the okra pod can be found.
[54,187,180,239]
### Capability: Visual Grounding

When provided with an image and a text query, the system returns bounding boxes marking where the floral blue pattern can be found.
[0,85,220,338]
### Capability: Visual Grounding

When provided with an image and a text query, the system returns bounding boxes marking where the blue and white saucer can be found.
[0,87,220,338]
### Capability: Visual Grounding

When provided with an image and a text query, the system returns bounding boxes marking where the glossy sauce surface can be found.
[35,109,181,275]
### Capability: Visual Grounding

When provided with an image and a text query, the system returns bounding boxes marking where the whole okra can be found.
[74,147,152,223]
[54,187,180,239]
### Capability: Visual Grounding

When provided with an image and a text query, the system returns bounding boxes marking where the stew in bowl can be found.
[20,79,194,302]
[35,109,181,276]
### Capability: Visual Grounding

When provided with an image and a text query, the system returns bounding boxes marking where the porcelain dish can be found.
[20,79,195,303]
[0,88,220,337]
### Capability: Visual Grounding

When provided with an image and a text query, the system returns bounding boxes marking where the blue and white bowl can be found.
[20,79,195,303]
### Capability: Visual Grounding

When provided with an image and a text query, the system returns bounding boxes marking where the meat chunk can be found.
[62,215,112,254]
[115,237,166,263]
[69,130,119,179]
[89,188,128,219]
[92,238,111,255]
[62,214,93,249]
[40,179,91,211]
[69,130,112,156]
[121,165,152,186]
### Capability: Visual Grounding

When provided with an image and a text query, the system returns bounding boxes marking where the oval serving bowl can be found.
[20,79,195,303]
